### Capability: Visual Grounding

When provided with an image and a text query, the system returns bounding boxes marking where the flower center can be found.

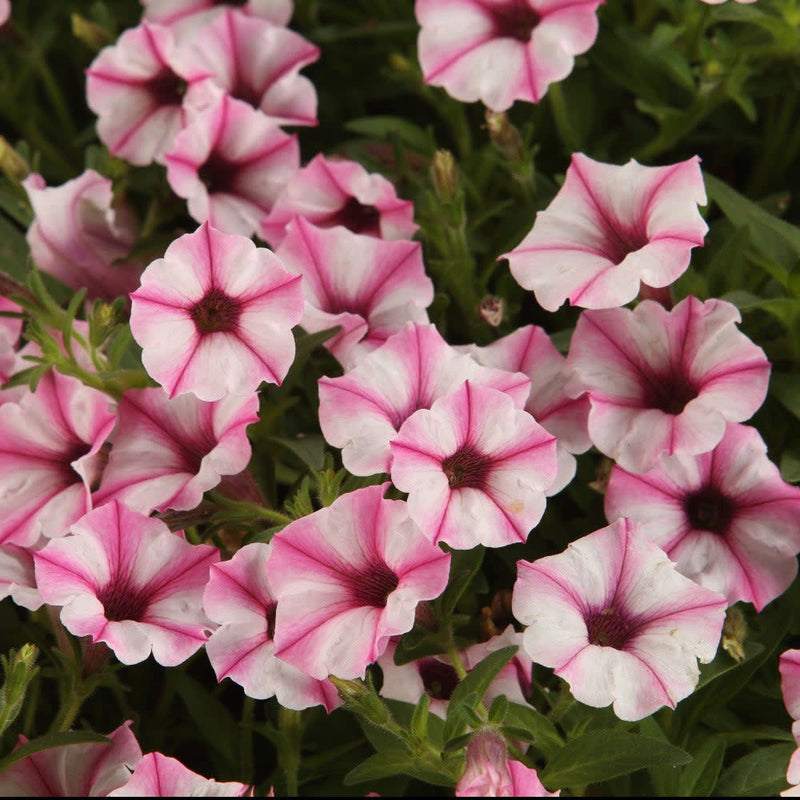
[585,605,636,650]
[418,658,459,701]
[645,372,699,415]
[441,445,490,490]
[489,1,542,42]
[350,562,400,608]
[146,68,187,107]
[320,197,382,236]
[600,222,650,264]
[266,601,277,640]
[190,287,242,334]
[686,485,735,533]
[97,577,150,622]
[198,152,237,195]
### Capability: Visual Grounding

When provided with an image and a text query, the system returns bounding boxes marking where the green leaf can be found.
[678,736,726,797]
[0,217,30,282]
[503,702,563,758]
[435,547,485,620]
[411,693,430,741]
[344,116,435,155]
[269,434,327,471]
[343,749,456,787]
[771,373,800,420]
[540,730,691,790]
[0,731,110,775]
[714,743,793,797]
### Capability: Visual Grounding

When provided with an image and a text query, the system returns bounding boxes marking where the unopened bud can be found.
[478,295,504,327]
[71,14,112,51]
[431,149,459,203]
[485,110,524,162]
[0,137,29,182]
[388,52,411,74]
[721,605,747,663]
[329,676,389,725]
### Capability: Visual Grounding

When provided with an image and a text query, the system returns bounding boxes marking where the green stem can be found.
[240,698,255,784]
[548,83,581,154]
[278,707,303,797]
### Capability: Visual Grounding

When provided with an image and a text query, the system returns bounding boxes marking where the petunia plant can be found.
[0,0,799,796]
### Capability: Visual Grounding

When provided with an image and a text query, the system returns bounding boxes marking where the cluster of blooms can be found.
[0,0,797,795]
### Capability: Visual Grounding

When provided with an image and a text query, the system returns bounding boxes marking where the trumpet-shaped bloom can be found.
[0,544,42,610]
[781,650,800,787]
[86,22,206,166]
[504,154,708,311]
[94,388,259,514]
[165,81,300,236]
[178,9,319,126]
[130,222,303,401]
[456,729,558,797]
[466,324,591,494]
[261,154,417,247]
[391,382,558,549]
[23,171,143,300]
[276,217,433,368]
[0,371,116,546]
[318,322,530,476]
[378,626,532,718]
[0,721,142,797]
[267,483,451,680]
[566,296,771,474]
[34,500,219,666]
[513,518,727,721]
[142,0,293,38]
[109,752,251,797]
[605,423,800,611]
[416,0,602,111]
[204,542,341,711]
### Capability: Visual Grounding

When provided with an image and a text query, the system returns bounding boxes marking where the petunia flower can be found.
[34,500,219,666]
[86,22,206,166]
[455,729,559,797]
[378,626,532,718]
[565,296,771,474]
[141,0,293,39]
[109,751,251,797]
[0,544,43,611]
[0,370,116,546]
[204,542,341,711]
[22,170,143,301]
[465,324,591,494]
[177,9,319,127]
[94,387,259,514]
[391,381,558,549]
[780,650,800,788]
[276,217,433,369]
[0,721,142,797]
[415,0,602,111]
[266,483,451,680]
[513,517,727,721]
[260,153,417,247]
[605,423,800,611]
[164,81,300,236]
[130,222,303,401]
[503,153,708,311]
[318,322,530,477]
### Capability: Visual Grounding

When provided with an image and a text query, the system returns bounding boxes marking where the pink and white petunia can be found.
[416,0,602,111]
[0,545,43,610]
[391,381,558,549]
[261,153,418,247]
[504,153,708,311]
[267,483,451,680]
[130,222,303,401]
[0,720,142,797]
[566,296,771,474]
[466,324,591,494]
[23,170,143,301]
[86,22,207,166]
[605,423,800,611]
[0,370,116,546]
[276,217,433,369]
[780,650,800,787]
[456,729,558,797]
[109,751,251,797]
[378,626,532,718]
[0,1,9,27]
[513,518,727,721]
[0,297,22,396]
[34,500,219,666]
[141,0,293,39]
[318,322,530,477]
[177,9,319,126]
[94,388,258,514]
[204,542,341,711]
[164,81,300,236]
